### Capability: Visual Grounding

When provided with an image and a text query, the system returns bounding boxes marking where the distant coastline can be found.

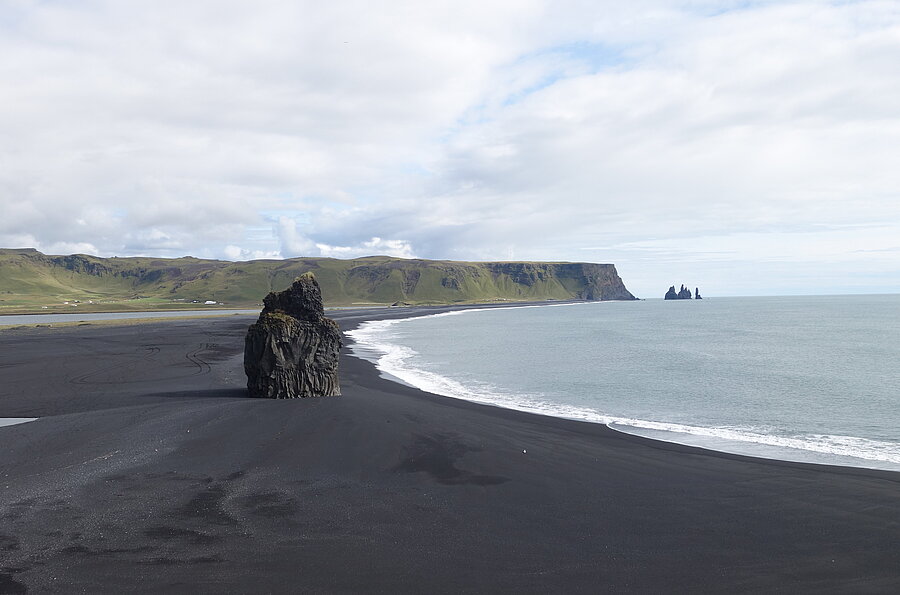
[0,247,636,314]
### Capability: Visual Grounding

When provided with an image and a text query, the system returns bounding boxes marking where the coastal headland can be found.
[1,306,898,593]
[0,248,635,314]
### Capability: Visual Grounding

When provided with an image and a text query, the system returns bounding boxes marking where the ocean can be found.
[348,295,900,472]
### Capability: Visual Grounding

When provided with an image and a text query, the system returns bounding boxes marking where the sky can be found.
[1,0,899,297]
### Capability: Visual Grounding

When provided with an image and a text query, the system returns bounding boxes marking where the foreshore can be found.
[1,307,898,593]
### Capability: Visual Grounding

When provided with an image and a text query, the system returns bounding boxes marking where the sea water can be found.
[0,310,257,326]
[348,295,900,472]
[0,418,36,429]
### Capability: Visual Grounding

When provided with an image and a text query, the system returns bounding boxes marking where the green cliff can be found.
[0,248,636,314]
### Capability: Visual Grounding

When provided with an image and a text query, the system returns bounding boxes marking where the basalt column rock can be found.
[244,274,342,398]
[664,284,695,300]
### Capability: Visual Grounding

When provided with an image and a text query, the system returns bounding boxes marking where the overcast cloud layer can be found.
[2,0,899,296]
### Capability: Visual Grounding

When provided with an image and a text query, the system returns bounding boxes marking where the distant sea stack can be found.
[244,274,342,398]
[664,284,699,300]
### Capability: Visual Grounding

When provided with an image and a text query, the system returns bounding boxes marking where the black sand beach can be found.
[1,308,899,593]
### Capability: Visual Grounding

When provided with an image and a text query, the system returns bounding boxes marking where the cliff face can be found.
[556,263,636,301]
[0,248,638,308]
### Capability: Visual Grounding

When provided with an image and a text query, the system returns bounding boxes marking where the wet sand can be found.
[0,308,898,593]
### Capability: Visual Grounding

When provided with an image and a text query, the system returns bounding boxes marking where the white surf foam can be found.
[606,422,900,472]
[347,309,900,473]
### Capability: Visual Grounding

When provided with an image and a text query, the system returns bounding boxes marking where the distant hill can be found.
[0,248,636,314]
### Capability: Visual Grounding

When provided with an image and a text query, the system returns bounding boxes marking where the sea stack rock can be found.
[244,274,342,398]
[695,287,702,299]
[664,284,695,300]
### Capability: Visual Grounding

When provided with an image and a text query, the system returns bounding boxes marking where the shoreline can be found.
[0,299,587,329]
[0,309,260,329]
[343,309,900,480]
[0,309,898,592]
[344,303,900,475]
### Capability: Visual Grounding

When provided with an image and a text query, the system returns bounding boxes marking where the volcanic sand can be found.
[0,308,898,593]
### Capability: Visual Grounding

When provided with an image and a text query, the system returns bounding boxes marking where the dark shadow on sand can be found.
[140,388,251,400]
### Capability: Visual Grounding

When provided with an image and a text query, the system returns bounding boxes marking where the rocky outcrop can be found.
[567,263,636,301]
[244,274,341,398]
[665,284,694,300]
[52,254,113,277]
[695,287,702,299]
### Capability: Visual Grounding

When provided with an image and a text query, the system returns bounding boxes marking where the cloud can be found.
[1,1,899,295]
[277,216,319,257]
[316,238,416,259]
[276,215,415,258]
[223,245,280,261]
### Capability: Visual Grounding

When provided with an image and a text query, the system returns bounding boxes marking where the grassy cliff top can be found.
[0,249,636,314]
